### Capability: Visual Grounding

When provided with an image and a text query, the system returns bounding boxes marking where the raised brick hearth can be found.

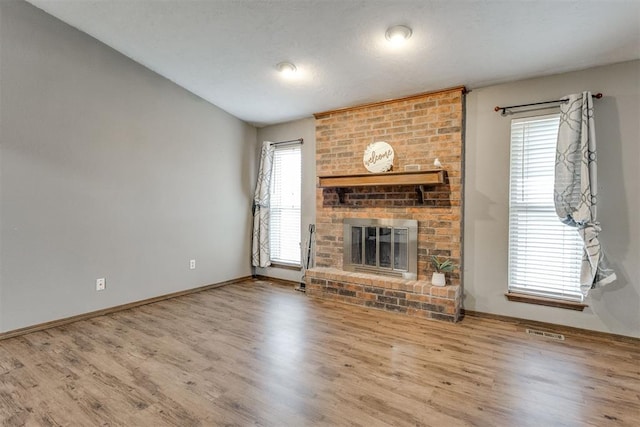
[306,267,462,322]
[311,87,465,322]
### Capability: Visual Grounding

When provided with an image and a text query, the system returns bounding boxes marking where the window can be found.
[508,114,584,302]
[270,145,301,265]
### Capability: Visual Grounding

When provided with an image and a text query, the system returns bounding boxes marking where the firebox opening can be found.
[343,218,418,280]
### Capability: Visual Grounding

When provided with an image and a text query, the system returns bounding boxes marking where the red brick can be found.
[315,88,463,297]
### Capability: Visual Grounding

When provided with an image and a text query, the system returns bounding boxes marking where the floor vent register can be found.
[525,328,565,341]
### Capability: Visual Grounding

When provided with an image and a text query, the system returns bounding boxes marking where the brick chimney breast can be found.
[309,87,465,322]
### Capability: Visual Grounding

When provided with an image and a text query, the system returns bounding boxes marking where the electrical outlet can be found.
[189,259,196,270]
[96,278,106,291]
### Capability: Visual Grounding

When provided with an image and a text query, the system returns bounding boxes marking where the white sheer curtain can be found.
[252,141,274,268]
[554,91,616,296]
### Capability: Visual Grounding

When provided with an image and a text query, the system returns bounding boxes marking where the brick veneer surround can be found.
[310,87,465,321]
[306,268,462,322]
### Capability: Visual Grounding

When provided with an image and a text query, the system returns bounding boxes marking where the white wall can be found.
[254,118,316,283]
[465,60,640,338]
[0,0,257,332]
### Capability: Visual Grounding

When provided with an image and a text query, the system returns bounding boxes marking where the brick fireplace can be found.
[305,87,464,322]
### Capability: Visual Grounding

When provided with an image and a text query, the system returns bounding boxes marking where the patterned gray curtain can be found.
[252,141,275,268]
[554,91,616,296]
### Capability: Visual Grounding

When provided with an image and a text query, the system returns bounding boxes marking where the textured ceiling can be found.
[26,0,640,126]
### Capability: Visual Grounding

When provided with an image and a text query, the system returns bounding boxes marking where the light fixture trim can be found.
[385,25,412,42]
[276,61,297,75]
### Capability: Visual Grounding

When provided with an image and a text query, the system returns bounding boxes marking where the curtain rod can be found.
[270,138,303,146]
[494,93,603,116]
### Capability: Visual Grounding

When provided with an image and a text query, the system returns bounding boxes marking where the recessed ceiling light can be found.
[276,62,297,78]
[385,25,412,44]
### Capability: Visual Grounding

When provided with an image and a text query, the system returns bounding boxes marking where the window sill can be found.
[505,292,588,311]
[269,262,302,271]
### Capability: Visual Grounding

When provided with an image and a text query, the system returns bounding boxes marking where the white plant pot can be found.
[431,272,446,287]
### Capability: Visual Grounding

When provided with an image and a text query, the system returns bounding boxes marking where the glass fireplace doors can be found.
[343,218,418,280]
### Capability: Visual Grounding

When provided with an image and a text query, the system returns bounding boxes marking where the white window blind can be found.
[270,145,301,265]
[508,114,584,302]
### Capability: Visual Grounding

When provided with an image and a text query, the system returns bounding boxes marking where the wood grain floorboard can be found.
[0,278,638,426]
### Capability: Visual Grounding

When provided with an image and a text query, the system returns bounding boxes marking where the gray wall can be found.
[465,60,639,338]
[0,0,257,332]
[254,117,316,283]
[4,0,636,338]
[260,61,639,337]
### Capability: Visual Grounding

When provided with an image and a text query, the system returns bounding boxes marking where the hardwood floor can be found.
[0,278,638,426]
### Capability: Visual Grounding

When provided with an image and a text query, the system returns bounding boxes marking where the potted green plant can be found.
[430,256,456,286]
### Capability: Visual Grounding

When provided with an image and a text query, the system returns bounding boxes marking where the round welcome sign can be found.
[363,141,394,173]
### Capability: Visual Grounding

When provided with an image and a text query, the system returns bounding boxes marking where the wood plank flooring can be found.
[0,278,638,426]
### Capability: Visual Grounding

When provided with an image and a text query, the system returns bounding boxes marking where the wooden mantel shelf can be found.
[318,169,445,188]
[318,169,445,203]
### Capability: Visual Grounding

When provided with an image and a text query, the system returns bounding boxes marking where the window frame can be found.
[269,144,302,267]
[507,113,585,306]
